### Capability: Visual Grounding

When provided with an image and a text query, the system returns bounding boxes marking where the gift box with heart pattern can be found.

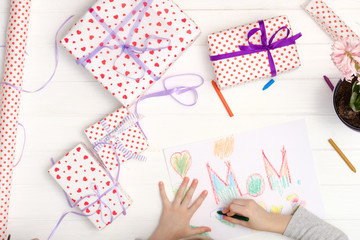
[60,0,200,107]
[84,106,148,178]
[208,16,302,90]
[48,143,132,230]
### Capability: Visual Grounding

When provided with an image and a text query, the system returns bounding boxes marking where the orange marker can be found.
[211,80,234,117]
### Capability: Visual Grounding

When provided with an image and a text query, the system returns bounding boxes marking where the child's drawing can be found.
[259,202,267,210]
[190,225,211,236]
[263,146,292,196]
[163,120,325,240]
[258,202,283,213]
[287,194,306,210]
[270,205,284,213]
[170,150,192,179]
[214,214,236,228]
[206,161,242,205]
[213,136,234,160]
[246,174,265,197]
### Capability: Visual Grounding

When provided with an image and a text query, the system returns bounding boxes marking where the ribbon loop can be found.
[210,19,302,78]
[135,74,204,115]
[269,26,290,46]
[76,0,170,81]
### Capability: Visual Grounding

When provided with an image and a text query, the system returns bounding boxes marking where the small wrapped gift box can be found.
[84,106,148,178]
[208,16,302,89]
[60,0,200,107]
[48,143,132,230]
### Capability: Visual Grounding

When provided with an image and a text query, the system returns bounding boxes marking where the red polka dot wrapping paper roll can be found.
[208,16,302,90]
[48,143,132,230]
[304,0,360,41]
[60,0,200,108]
[84,106,149,178]
[0,0,32,239]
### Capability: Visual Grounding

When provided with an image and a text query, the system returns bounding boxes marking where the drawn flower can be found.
[331,38,360,82]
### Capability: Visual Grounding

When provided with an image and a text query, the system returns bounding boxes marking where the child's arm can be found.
[283,206,348,240]
[222,199,348,240]
[149,177,211,240]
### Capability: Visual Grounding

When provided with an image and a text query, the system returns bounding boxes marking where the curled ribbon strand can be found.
[95,113,146,162]
[0,16,74,168]
[0,15,74,93]
[210,20,302,77]
[76,0,170,81]
[135,73,205,114]
[134,74,204,134]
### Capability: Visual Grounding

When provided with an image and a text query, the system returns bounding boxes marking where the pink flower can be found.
[331,38,360,81]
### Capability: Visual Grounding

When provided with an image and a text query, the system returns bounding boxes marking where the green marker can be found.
[217,211,249,222]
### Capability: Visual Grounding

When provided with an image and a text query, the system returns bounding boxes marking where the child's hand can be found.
[149,177,211,240]
[222,199,292,234]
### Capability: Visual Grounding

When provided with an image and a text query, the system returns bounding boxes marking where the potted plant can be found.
[331,38,360,130]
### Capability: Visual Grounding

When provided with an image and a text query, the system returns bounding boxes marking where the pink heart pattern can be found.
[84,106,148,178]
[60,0,200,107]
[48,143,132,230]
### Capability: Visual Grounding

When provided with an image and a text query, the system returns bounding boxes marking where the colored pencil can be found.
[263,79,275,91]
[217,211,249,222]
[328,138,356,173]
[211,80,234,117]
[323,75,334,91]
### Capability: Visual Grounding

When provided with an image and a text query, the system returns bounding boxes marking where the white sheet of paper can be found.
[163,120,325,240]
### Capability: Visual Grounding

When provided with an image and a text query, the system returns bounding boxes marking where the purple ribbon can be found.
[135,74,204,115]
[49,142,127,239]
[0,16,74,93]
[76,0,170,81]
[0,16,74,169]
[210,20,302,77]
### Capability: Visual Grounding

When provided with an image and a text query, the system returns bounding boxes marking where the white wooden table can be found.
[1,0,360,239]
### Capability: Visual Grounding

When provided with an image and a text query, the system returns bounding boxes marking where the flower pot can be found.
[333,80,360,131]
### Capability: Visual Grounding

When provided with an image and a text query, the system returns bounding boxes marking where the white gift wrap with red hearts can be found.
[0,0,32,239]
[60,0,200,107]
[85,106,148,178]
[208,16,301,90]
[305,0,360,41]
[48,143,132,230]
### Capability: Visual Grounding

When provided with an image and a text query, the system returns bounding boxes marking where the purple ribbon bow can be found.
[76,0,170,81]
[210,20,302,77]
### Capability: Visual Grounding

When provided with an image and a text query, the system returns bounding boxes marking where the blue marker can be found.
[263,79,275,91]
